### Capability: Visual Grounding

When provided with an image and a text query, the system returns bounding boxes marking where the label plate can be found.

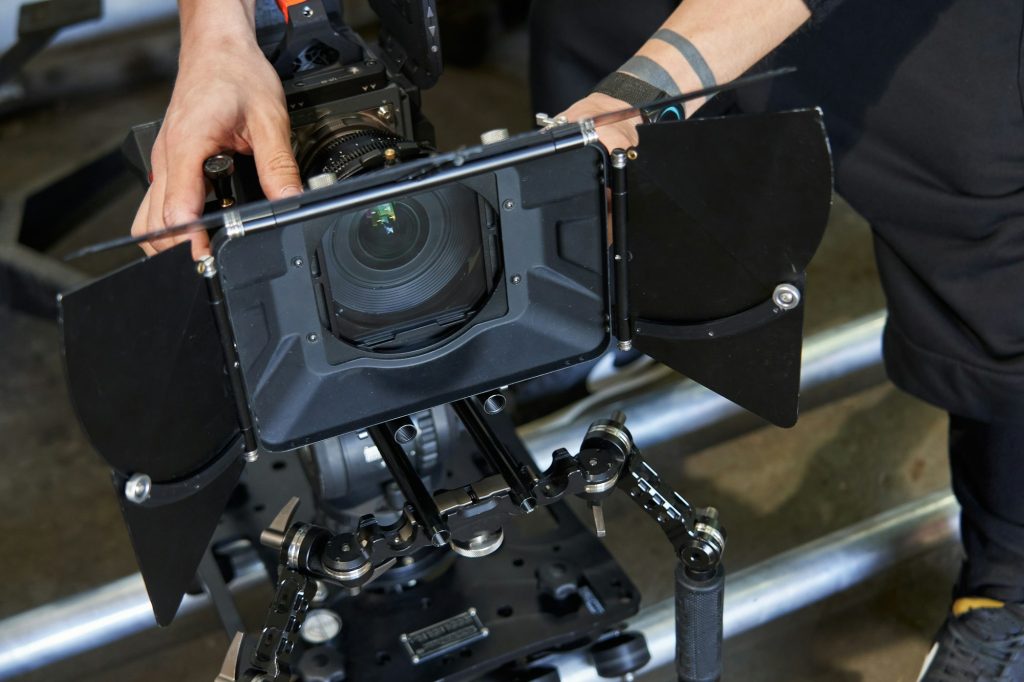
[399,608,488,664]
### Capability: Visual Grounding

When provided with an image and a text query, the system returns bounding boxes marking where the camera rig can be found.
[55,1,833,680]
[220,407,726,682]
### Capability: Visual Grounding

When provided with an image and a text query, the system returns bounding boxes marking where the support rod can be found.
[368,422,450,548]
[551,491,960,681]
[0,312,889,679]
[452,397,538,512]
[609,148,632,349]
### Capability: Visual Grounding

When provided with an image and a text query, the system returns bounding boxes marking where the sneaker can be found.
[917,597,1024,681]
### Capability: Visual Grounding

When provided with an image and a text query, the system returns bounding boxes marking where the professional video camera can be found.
[56,1,833,680]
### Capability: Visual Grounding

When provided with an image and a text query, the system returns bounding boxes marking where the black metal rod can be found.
[451,398,537,512]
[66,127,591,259]
[610,148,632,349]
[367,422,450,547]
[204,266,257,456]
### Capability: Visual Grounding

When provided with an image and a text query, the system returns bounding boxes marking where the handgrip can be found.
[675,562,725,682]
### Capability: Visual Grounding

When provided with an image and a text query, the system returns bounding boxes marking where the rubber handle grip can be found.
[675,562,724,682]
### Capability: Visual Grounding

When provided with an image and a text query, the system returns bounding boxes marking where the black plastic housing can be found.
[216,146,609,451]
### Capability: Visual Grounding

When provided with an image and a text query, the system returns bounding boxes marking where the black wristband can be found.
[593,71,666,108]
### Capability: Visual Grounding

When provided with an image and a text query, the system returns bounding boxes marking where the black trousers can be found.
[530,0,1024,601]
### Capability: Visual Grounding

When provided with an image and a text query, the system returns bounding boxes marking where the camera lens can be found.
[352,202,428,270]
[300,125,405,181]
[317,183,496,350]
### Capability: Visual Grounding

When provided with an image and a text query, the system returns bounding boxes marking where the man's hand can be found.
[559,92,642,152]
[131,31,301,259]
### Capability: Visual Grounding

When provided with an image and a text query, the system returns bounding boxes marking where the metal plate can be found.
[400,609,488,664]
[59,242,239,480]
[627,109,833,426]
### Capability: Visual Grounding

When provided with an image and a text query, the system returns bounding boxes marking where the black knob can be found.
[590,631,651,678]
[536,561,579,602]
[203,154,235,208]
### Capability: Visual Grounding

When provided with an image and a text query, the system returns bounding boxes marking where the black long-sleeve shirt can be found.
[803,0,845,21]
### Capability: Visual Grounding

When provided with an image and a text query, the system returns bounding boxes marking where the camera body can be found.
[167,1,609,451]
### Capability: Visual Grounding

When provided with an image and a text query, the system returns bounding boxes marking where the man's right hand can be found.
[131,14,301,260]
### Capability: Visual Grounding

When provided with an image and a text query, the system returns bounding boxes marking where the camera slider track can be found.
[223,404,726,682]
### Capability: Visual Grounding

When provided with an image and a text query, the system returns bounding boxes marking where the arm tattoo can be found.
[653,28,717,89]
[618,55,681,96]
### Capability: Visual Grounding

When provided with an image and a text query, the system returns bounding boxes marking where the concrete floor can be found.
[0,20,955,682]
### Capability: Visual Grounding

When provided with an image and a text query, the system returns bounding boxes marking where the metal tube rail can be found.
[452,397,538,511]
[368,423,450,547]
[0,312,888,679]
[0,560,266,680]
[552,491,960,681]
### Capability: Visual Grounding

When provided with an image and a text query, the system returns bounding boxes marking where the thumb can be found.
[251,114,302,200]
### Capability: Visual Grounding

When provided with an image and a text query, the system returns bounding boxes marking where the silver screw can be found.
[292,257,303,267]
[125,473,151,504]
[302,5,313,17]
[617,340,632,351]
[502,199,515,210]
[243,450,259,463]
[772,283,801,310]
[511,274,522,285]
[307,333,319,343]
[196,255,217,278]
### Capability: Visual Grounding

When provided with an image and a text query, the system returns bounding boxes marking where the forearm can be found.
[603,0,811,112]
[177,0,258,56]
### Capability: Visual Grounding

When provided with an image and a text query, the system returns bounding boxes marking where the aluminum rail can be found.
[553,491,961,681]
[0,560,266,679]
[0,312,887,678]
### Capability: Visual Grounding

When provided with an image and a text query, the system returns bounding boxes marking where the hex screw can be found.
[125,473,151,504]
[772,283,802,310]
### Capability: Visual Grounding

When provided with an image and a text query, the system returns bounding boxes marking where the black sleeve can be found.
[803,0,845,22]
